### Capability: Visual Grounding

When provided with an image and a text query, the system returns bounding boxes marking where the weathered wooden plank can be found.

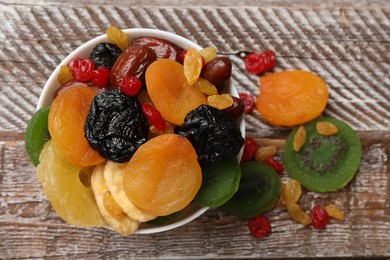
[0,5,389,134]
[0,136,389,258]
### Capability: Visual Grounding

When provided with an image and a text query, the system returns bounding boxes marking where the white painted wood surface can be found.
[1,1,389,258]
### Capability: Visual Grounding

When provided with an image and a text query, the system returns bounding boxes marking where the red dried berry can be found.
[248,214,271,238]
[68,57,95,82]
[118,76,142,96]
[241,137,258,163]
[238,92,255,114]
[244,50,276,75]
[263,156,284,174]
[311,205,330,229]
[142,103,166,131]
[179,50,188,64]
[90,66,110,87]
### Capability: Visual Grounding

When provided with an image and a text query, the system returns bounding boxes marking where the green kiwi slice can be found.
[220,161,281,218]
[25,107,51,166]
[195,158,241,207]
[284,116,362,192]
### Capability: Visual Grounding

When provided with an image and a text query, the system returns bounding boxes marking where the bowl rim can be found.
[37,28,245,234]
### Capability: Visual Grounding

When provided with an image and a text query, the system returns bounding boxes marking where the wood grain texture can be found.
[0,1,389,259]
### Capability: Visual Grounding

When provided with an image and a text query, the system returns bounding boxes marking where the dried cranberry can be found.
[263,156,284,174]
[244,50,276,75]
[90,67,110,87]
[68,57,95,82]
[241,137,258,163]
[142,103,166,131]
[248,214,271,238]
[311,205,330,229]
[178,50,188,64]
[118,76,142,96]
[238,92,255,114]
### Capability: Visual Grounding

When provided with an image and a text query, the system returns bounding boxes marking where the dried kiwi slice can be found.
[25,106,51,166]
[195,158,241,207]
[220,161,281,218]
[284,116,362,192]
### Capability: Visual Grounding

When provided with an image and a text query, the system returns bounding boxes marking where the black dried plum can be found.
[177,105,244,165]
[85,89,149,162]
[89,43,122,69]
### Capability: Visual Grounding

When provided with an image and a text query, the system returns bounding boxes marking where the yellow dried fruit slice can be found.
[293,125,306,152]
[199,46,217,63]
[194,78,218,95]
[286,202,311,226]
[91,164,140,236]
[103,161,156,222]
[316,121,338,135]
[184,48,203,85]
[207,94,234,110]
[36,141,105,227]
[254,145,277,162]
[325,204,345,220]
[281,179,302,206]
[106,25,129,51]
[57,65,74,85]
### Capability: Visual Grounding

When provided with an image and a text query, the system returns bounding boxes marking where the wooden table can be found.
[1,0,389,258]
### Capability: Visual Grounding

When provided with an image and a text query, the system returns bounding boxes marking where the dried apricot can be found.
[145,59,207,125]
[256,70,329,126]
[123,134,202,216]
[48,85,105,167]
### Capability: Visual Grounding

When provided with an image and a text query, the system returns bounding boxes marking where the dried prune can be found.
[177,105,244,165]
[89,43,122,69]
[85,90,149,162]
[131,36,184,62]
[110,45,156,88]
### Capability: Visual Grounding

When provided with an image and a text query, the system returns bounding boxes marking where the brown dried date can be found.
[201,57,232,93]
[109,45,156,88]
[131,36,184,62]
[222,96,245,120]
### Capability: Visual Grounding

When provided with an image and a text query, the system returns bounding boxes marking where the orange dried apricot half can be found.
[256,70,329,126]
[48,85,105,167]
[145,59,207,125]
[123,134,202,216]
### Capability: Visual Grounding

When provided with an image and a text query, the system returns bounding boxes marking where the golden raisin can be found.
[194,78,218,95]
[106,25,129,51]
[286,203,311,226]
[207,94,234,110]
[325,204,345,220]
[58,65,74,85]
[103,192,123,220]
[199,46,217,63]
[316,121,338,135]
[293,125,307,152]
[254,145,277,161]
[184,48,204,85]
[281,179,302,206]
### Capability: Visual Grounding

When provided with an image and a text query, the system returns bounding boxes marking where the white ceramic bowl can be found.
[37,28,245,234]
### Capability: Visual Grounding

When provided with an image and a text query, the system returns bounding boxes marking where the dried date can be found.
[109,45,156,88]
[131,36,184,62]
